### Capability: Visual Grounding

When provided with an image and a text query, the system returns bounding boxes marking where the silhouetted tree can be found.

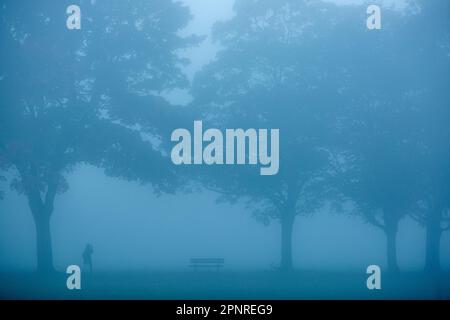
[336,69,420,273]
[191,0,348,271]
[0,1,192,272]
[411,154,450,272]
[333,0,449,272]
[338,110,419,272]
[405,1,450,273]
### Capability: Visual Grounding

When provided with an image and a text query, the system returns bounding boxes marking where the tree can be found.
[412,152,450,272]
[338,108,419,272]
[331,0,450,272]
[404,0,450,273]
[191,0,349,271]
[328,12,414,273]
[0,1,192,272]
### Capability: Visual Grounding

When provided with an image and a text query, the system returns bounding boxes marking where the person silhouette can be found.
[82,243,93,273]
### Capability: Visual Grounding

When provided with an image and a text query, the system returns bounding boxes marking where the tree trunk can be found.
[19,165,57,273]
[25,184,55,273]
[384,213,399,273]
[33,213,54,273]
[280,213,295,272]
[386,228,399,272]
[425,210,441,272]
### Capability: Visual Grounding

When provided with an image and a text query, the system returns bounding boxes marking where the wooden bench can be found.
[189,258,224,271]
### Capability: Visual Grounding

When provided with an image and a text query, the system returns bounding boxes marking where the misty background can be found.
[0,0,449,299]
[1,165,444,272]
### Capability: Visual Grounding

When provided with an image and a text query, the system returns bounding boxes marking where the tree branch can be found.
[365,212,385,231]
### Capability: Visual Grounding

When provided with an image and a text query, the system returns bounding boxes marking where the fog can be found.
[0,0,449,299]
[1,162,448,271]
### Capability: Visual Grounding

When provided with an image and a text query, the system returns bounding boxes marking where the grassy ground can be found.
[0,271,449,300]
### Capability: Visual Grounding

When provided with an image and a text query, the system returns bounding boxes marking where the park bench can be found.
[189,258,224,271]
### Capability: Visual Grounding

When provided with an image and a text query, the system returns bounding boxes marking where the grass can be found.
[0,270,449,300]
